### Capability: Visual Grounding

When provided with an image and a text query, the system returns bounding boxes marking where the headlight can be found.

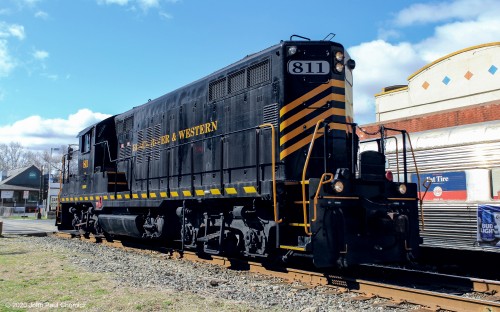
[398,184,407,195]
[335,51,344,62]
[335,63,344,72]
[287,46,297,56]
[333,180,344,193]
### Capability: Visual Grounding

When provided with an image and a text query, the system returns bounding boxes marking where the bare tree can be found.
[0,142,26,171]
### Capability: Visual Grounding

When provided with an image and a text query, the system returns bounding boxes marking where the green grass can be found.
[0,236,259,312]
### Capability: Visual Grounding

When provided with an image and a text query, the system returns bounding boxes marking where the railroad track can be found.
[54,232,500,311]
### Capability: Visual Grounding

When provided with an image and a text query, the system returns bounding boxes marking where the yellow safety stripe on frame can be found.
[279,79,344,117]
[62,186,267,202]
[243,186,257,193]
[210,189,221,195]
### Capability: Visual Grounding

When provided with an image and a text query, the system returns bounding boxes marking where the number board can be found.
[287,60,330,75]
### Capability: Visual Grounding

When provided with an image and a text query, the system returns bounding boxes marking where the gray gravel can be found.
[20,235,422,311]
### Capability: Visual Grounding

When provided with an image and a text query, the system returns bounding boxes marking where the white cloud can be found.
[138,0,159,10]
[0,109,111,150]
[98,0,173,12]
[350,0,500,124]
[415,18,500,63]
[394,0,500,27]
[349,40,424,124]
[98,0,129,5]
[0,22,25,40]
[0,40,16,77]
[33,49,49,60]
[34,10,49,19]
[159,11,172,20]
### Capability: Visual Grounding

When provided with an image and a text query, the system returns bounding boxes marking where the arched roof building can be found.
[362,42,500,136]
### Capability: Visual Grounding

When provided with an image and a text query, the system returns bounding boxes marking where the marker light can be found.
[333,180,344,193]
[287,46,297,56]
[398,184,407,195]
[335,63,344,73]
[335,51,344,62]
[385,170,393,182]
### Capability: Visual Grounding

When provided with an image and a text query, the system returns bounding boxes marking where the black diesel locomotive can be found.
[57,36,420,268]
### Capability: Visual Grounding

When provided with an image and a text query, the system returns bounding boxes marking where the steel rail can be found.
[180,251,500,311]
[54,233,500,311]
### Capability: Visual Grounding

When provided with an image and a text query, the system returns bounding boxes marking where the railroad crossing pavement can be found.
[0,218,58,236]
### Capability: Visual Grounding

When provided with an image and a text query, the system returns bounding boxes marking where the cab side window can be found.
[81,131,92,154]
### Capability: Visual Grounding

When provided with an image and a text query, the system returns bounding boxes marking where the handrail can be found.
[301,119,324,236]
[259,123,281,223]
[56,155,65,224]
[385,136,400,181]
[312,173,334,222]
[405,131,425,229]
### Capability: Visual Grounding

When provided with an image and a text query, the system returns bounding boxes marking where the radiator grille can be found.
[124,116,134,132]
[209,78,226,101]
[228,70,245,94]
[248,59,270,87]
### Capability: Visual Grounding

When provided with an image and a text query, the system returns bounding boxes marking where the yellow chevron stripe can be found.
[171,191,179,197]
[109,195,115,200]
[195,190,205,196]
[225,188,237,195]
[160,192,167,198]
[125,194,131,199]
[90,196,94,200]
[182,190,192,197]
[280,131,325,160]
[280,108,346,146]
[280,98,344,132]
[141,193,147,199]
[150,192,157,198]
[279,79,344,117]
[102,195,108,200]
[84,197,89,200]
[116,194,123,199]
[132,194,139,199]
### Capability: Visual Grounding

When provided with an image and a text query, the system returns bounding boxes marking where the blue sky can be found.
[1,0,499,150]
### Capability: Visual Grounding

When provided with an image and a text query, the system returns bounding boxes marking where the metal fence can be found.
[0,206,29,217]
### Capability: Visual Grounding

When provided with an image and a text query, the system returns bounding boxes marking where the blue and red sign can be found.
[411,171,467,201]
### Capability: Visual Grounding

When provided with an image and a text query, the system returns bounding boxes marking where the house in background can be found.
[0,165,42,209]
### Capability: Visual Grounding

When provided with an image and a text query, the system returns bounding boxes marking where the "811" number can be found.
[287,60,329,75]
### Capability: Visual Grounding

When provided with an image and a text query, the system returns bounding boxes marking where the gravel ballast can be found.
[2,235,423,311]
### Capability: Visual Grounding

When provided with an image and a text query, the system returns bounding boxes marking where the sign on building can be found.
[411,171,467,200]
[1,191,14,199]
